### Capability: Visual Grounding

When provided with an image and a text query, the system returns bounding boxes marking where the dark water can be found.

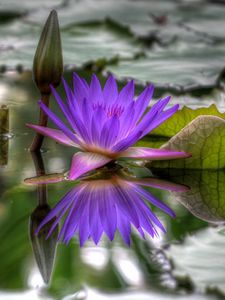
[0,71,224,300]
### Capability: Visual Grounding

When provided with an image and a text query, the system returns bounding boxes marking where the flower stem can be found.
[29,94,50,152]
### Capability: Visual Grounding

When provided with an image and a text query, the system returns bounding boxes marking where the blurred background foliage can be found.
[1,0,225,299]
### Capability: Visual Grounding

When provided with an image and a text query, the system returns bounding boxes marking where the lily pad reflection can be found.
[152,169,225,224]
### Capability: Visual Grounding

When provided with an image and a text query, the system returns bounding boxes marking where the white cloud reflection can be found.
[81,246,109,271]
[112,247,144,287]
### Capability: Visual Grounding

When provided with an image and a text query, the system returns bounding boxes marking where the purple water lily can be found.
[27,74,190,180]
[32,173,188,246]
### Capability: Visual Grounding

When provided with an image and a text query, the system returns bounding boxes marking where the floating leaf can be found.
[0,21,140,69]
[1,0,225,94]
[151,104,225,137]
[26,0,176,34]
[27,0,225,41]
[106,46,225,89]
[24,173,65,185]
[0,0,62,12]
[150,115,225,169]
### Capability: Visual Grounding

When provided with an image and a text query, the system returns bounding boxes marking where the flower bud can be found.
[33,10,63,95]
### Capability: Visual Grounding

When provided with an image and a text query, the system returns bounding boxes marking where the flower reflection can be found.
[26,168,188,246]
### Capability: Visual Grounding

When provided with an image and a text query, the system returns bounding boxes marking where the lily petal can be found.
[38,100,81,145]
[89,74,103,104]
[119,147,191,160]
[68,152,112,180]
[132,178,190,193]
[129,183,176,218]
[103,74,118,103]
[73,73,88,103]
[134,84,154,121]
[130,178,189,192]
[26,124,79,148]
[117,80,134,106]
[117,209,131,245]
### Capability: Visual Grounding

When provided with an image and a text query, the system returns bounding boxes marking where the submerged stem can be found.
[29,94,50,151]
[31,151,47,206]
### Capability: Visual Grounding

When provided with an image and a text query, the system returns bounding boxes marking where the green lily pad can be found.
[62,22,140,67]
[1,0,225,94]
[167,228,225,296]
[106,45,225,89]
[71,287,218,300]
[183,3,225,40]
[26,0,176,34]
[151,104,225,137]
[27,0,225,42]
[0,0,62,12]
[0,20,140,68]
[150,115,225,169]
[26,0,225,91]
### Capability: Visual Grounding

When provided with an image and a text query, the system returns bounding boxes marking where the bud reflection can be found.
[29,152,58,284]
[30,204,58,284]
[25,166,188,247]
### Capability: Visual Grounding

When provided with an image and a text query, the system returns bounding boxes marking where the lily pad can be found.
[167,228,225,296]
[62,22,140,67]
[151,104,225,137]
[0,20,140,69]
[27,0,225,42]
[26,0,177,34]
[72,286,219,300]
[150,115,225,169]
[183,3,225,40]
[0,0,62,12]
[1,0,225,95]
[25,0,225,90]
[106,45,225,89]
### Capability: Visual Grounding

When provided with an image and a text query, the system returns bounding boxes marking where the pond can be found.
[1,1,225,300]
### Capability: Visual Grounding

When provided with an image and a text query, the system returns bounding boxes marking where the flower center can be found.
[92,103,124,118]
